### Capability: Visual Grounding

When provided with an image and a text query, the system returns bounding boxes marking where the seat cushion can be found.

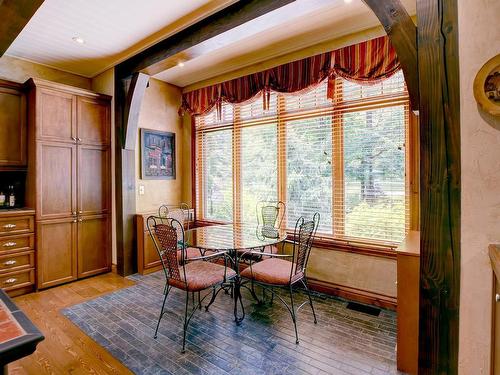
[176,247,203,262]
[169,261,236,292]
[240,258,302,286]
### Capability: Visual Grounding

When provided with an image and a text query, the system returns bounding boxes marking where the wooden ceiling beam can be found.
[0,0,44,57]
[116,0,296,78]
[362,0,419,111]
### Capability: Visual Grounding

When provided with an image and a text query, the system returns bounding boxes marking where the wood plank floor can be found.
[7,272,136,375]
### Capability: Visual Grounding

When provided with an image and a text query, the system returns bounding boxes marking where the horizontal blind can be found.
[195,70,410,245]
[237,93,279,225]
[196,103,234,221]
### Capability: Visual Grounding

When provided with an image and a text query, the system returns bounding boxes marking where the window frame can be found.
[192,75,418,257]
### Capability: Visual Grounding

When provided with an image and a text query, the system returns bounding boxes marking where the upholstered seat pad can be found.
[176,247,203,261]
[169,261,236,292]
[240,258,302,286]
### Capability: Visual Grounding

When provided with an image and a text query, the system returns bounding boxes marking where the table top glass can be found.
[183,223,287,251]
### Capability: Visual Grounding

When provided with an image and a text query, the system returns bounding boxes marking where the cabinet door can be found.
[36,88,76,143]
[77,97,110,146]
[37,218,77,289]
[78,145,110,216]
[77,214,110,278]
[37,142,77,220]
[0,86,26,166]
[494,278,500,375]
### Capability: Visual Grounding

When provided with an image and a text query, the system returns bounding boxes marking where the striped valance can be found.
[179,36,400,117]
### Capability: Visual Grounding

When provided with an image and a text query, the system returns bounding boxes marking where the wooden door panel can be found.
[78,145,110,216]
[0,87,26,166]
[37,219,77,289]
[77,97,110,146]
[77,215,110,278]
[37,89,76,143]
[38,142,76,220]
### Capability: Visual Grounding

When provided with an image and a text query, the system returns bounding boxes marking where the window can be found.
[195,71,411,245]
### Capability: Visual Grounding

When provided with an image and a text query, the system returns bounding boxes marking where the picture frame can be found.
[473,54,500,116]
[140,128,176,180]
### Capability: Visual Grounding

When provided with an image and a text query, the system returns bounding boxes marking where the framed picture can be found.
[140,128,176,180]
[474,54,500,116]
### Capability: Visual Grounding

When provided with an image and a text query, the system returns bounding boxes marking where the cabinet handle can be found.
[79,210,83,214]
[72,211,76,215]
[2,242,16,247]
[4,278,17,285]
[77,137,82,142]
[3,260,16,266]
[496,294,500,303]
[2,224,16,229]
[78,219,83,222]
[71,136,77,142]
[73,219,77,223]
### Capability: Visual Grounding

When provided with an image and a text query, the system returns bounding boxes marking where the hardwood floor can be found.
[7,271,135,375]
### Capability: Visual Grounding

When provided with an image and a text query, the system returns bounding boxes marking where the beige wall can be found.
[135,78,184,213]
[458,1,500,374]
[0,55,91,89]
[91,68,117,265]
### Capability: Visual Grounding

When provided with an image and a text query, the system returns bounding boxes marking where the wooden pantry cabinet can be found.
[0,80,26,168]
[25,79,112,289]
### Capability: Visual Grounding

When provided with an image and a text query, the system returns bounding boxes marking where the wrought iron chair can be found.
[147,215,236,352]
[158,203,204,262]
[240,213,320,344]
[251,200,286,258]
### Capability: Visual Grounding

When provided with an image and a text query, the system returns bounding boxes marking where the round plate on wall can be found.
[474,54,500,116]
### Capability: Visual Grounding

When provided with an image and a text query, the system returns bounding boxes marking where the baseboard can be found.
[307,277,397,311]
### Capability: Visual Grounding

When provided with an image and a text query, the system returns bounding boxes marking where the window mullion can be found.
[277,94,287,222]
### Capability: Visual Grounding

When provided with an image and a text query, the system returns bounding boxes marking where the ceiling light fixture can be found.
[177,62,185,67]
[72,36,85,44]
[344,0,353,3]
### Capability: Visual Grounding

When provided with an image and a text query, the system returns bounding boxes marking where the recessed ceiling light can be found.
[177,62,185,67]
[72,36,85,44]
[344,0,353,3]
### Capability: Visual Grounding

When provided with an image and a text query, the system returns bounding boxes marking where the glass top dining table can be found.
[183,223,287,252]
[182,223,288,324]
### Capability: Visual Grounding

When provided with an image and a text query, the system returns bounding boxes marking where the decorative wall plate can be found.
[474,54,500,116]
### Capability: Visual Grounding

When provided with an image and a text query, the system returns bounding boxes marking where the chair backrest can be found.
[256,201,285,229]
[147,216,186,283]
[292,213,320,276]
[158,203,190,232]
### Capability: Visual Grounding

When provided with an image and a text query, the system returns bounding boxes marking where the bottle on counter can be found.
[0,191,5,207]
[8,185,15,207]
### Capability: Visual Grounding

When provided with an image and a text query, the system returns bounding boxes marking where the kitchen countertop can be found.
[0,208,35,217]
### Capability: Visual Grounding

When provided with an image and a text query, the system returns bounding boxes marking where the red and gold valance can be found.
[179,35,400,117]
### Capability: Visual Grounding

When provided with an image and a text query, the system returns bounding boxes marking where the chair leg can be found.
[289,285,299,344]
[154,285,170,339]
[198,291,201,310]
[301,279,317,324]
[182,291,190,353]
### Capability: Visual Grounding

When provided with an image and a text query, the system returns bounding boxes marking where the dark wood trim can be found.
[191,116,197,220]
[416,0,461,373]
[362,0,419,111]
[0,0,44,56]
[123,73,149,150]
[307,277,397,311]
[116,0,296,76]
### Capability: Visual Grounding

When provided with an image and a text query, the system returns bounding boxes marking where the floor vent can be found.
[346,302,381,316]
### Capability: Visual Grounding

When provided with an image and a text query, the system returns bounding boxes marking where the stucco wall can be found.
[135,78,184,213]
[458,1,500,373]
[0,55,91,89]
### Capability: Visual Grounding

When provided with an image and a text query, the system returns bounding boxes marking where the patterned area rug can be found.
[62,272,399,375]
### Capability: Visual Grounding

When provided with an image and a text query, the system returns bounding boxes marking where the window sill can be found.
[194,220,398,259]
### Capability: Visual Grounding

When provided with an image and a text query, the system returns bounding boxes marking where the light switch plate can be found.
[138,185,145,195]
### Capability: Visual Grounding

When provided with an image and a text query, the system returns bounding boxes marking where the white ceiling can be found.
[5,0,236,77]
[5,0,416,87]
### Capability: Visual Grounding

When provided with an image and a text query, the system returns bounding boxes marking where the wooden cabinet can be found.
[396,231,420,375]
[37,218,77,289]
[136,213,162,274]
[26,78,112,289]
[0,210,36,297]
[37,142,77,220]
[490,244,500,375]
[77,215,110,278]
[0,80,26,167]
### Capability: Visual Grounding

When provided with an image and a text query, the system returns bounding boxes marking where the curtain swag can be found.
[179,35,400,117]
